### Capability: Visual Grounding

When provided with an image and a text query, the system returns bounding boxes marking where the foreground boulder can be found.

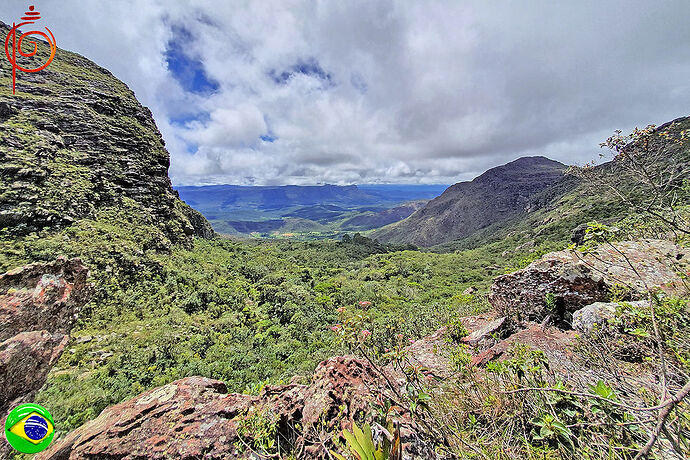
[37,356,435,460]
[36,377,250,459]
[0,258,90,416]
[489,239,688,323]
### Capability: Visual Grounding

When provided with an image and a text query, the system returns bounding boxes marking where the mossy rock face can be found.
[0,21,213,246]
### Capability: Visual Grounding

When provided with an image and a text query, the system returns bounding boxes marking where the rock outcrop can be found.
[0,257,89,342]
[470,323,579,372]
[0,257,90,457]
[489,239,688,323]
[0,331,69,415]
[0,258,90,411]
[37,356,434,460]
[0,21,213,245]
[36,377,249,459]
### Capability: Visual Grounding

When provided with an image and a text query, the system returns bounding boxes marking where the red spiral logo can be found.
[4,6,56,94]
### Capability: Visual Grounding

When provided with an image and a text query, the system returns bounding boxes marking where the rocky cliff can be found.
[0,21,213,245]
[371,156,569,247]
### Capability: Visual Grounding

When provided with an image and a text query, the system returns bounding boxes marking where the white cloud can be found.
[1,0,689,185]
[184,106,267,147]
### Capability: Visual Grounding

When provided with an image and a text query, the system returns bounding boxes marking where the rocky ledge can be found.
[489,239,688,324]
[37,355,435,459]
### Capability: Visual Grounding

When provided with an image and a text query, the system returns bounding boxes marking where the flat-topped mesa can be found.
[0,22,213,245]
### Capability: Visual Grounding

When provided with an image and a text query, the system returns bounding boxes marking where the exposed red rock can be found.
[0,331,69,413]
[461,316,507,347]
[404,326,452,378]
[36,377,251,459]
[37,356,430,460]
[29,240,690,459]
[470,323,578,371]
[0,257,90,342]
[0,256,90,456]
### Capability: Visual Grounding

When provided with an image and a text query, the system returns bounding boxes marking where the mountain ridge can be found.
[371,156,569,247]
[175,183,447,236]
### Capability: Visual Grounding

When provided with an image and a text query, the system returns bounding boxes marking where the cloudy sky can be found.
[2,1,689,185]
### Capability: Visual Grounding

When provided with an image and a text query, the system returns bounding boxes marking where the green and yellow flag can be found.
[4,403,55,454]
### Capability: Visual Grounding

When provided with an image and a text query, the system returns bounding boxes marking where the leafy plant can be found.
[532,414,575,450]
[331,421,400,460]
[235,406,279,453]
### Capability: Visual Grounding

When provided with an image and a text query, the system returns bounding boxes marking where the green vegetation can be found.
[2,122,687,456]
[4,22,688,458]
[0,207,509,434]
[1,46,688,457]
[332,421,399,460]
[428,302,690,459]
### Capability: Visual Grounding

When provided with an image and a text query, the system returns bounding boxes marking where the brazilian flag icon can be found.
[4,403,55,454]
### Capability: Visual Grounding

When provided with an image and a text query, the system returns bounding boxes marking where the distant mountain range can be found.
[175,184,448,237]
[176,121,689,247]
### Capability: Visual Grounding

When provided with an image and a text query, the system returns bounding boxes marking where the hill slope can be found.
[0,21,212,246]
[371,156,568,247]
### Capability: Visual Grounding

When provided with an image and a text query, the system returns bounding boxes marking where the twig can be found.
[566,418,654,429]
[661,424,684,457]
[501,386,682,413]
[633,379,690,460]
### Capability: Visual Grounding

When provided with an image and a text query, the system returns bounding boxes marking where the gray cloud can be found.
[1,0,689,185]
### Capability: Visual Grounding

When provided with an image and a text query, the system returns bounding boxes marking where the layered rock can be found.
[489,239,688,323]
[0,257,90,416]
[0,21,213,245]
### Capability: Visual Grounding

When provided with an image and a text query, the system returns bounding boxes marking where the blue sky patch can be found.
[169,111,211,127]
[165,25,220,95]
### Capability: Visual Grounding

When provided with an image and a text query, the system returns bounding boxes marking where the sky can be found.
[1,1,689,186]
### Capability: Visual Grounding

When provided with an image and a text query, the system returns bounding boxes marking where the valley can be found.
[0,18,689,460]
[175,184,447,239]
